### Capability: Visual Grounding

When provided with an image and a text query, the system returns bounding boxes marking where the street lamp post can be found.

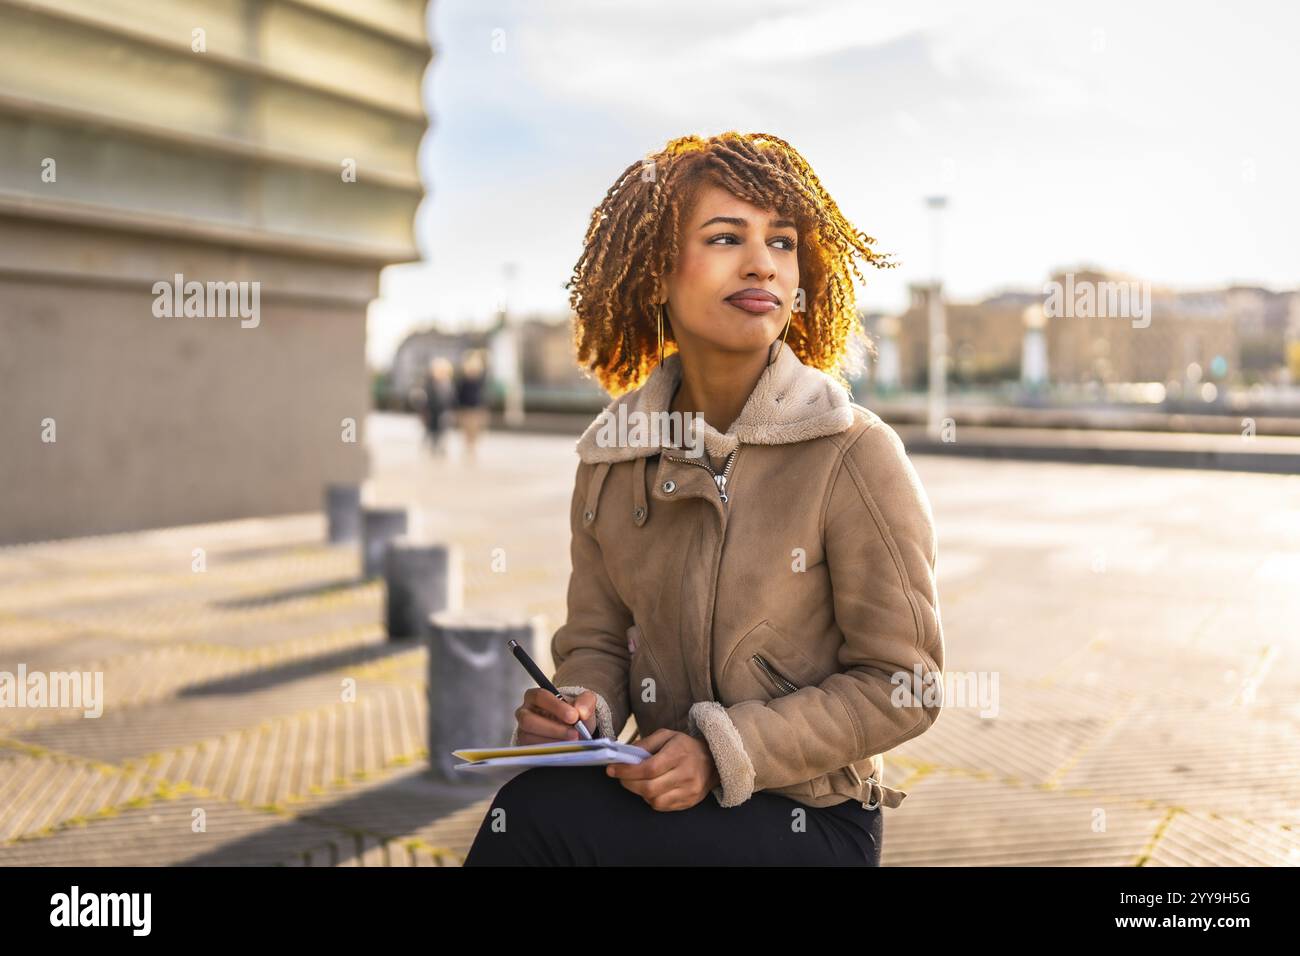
[925,196,949,440]
[498,262,525,428]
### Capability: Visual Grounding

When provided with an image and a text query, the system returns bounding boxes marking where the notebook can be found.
[452,738,652,776]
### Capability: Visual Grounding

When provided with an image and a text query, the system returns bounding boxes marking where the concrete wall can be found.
[0,0,431,544]
[0,216,375,543]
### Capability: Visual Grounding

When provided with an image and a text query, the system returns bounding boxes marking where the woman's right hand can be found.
[514,688,597,744]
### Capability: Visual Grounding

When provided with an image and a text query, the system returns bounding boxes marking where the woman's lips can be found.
[725,296,781,314]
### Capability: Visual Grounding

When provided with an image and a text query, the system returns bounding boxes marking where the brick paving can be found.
[1,414,1297,865]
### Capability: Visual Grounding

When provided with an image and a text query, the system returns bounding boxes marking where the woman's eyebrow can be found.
[699,215,797,230]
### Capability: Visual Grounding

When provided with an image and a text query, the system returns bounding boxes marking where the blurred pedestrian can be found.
[455,350,489,465]
[421,356,455,457]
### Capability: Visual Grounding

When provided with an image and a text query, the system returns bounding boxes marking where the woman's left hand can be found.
[606,729,720,811]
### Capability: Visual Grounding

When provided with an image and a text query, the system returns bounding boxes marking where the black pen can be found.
[507,639,593,740]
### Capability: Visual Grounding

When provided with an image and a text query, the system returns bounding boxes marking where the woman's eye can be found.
[708,233,797,250]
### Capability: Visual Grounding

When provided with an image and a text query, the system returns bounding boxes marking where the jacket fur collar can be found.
[575,338,857,464]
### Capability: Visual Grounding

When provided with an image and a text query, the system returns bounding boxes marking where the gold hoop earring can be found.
[658,303,667,366]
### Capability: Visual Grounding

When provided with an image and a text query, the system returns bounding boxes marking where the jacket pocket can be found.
[750,653,801,696]
[729,619,825,702]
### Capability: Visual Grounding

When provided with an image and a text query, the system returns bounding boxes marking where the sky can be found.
[366,0,1299,367]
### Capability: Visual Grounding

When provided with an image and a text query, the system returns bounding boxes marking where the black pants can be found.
[462,765,883,866]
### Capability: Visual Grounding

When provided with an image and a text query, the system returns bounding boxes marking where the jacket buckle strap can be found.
[846,762,881,810]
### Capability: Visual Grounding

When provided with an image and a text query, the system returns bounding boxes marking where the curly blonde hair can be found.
[564,131,897,396]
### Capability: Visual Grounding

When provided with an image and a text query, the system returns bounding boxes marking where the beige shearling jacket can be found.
[519,337,945,811]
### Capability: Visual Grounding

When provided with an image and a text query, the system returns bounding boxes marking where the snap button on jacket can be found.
[523,339,945,811]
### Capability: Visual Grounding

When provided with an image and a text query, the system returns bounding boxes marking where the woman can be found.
[464,131,945,866]
[421,356,455,457]
[454,350,489,465]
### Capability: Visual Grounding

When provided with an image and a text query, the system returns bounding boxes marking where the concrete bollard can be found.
[325,484,362,543]
[383,539,463,640]
[427,611,540,781]
[361,507,407,579]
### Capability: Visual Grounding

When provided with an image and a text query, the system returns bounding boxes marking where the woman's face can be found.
[658,183,800,358]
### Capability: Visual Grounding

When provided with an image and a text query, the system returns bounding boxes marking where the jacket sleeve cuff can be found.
[509,685,618,745]
[557,685,617,739]
[687,701,757,807]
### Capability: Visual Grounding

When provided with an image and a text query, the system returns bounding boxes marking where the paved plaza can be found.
[1,414,1297,865]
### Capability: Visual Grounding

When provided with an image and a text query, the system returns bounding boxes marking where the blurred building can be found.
[891,284,1028,388]
[1043,270,1238,387]
[1227,285,1296,382]
[389,316,606,413]
[518,316,599,394]
[389,328,489,410]
[1290,295,1300,382]
[0,0,431,544]
[885,270,1253,390]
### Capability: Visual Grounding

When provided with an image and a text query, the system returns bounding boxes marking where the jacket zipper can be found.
[660,446,873,807]
[663,448,739,502]
[751,653,800,694]
[662,445,739,702]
